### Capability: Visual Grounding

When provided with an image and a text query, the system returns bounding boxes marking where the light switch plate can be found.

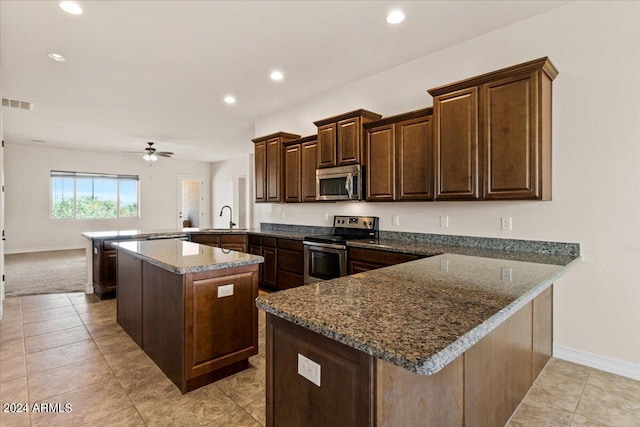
[392,215,400,226]
[217,284,234,298]
[298,353,321,387]
[440,215,449,228]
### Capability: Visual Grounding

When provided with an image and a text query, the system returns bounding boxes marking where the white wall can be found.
[210,156,251,229]
[4,143,212,253]
[254,2,640,367]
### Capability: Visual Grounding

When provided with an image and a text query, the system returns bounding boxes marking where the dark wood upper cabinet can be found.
[254,140,267,203]
[366,123,395,201]
[396,114,434,200]
[284,143,301,202]
[429,57,557,201]
[283,135,317,203]
[301,138,318,202]
[314,109,382,168]
[316,123,337,168]
[365,108,433,202]
[252,132,301,203]
[433,87,480,200]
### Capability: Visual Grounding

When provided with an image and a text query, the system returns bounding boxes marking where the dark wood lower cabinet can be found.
[348,247,422,274]
[266,286,553,426]
[267,315,374,427]
[117,250,259,393]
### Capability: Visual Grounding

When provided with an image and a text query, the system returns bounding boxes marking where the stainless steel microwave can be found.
[316,164,362,201]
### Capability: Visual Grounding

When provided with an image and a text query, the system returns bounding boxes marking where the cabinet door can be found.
[254,140,267,202]
[249,245,263,285]
[366,124,395,201]
[103,250,117,290]
[301,140,318,202]
[396,116,434,200]
[434,87,480,200]
[482,72,541,199]
[337,117,361,165]
[267,315,374,427]
[317,123,336,168]
[285,144,302,203]
[267,137,283,202]
[262,247,277,288]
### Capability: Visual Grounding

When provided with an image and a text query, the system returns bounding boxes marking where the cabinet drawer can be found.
[220,234,247,244]
[277,238,303,252]
[262,237,277,248]
[349,247,421,266]
[249,235,262,245]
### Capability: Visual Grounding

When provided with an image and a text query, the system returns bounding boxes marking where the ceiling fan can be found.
[124,142,174,162]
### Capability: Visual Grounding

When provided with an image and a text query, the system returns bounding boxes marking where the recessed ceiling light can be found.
[59,1,83,15]
[224,95,237,104]
[48,53,66,62]
[386,10,405,24]
[270,70,284,81]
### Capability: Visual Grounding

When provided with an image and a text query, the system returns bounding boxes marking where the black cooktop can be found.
[303,215,379,245]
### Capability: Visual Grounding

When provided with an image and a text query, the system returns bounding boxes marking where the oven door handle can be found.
[303,241,347,251]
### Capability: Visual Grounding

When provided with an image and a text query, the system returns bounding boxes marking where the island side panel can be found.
[142,261,186,391]
[185,264,259,383]
[376,357,464,426]
[116,250,143,346]
[266,314,375,427]
[533,285,553,379]
[464,301,534,427]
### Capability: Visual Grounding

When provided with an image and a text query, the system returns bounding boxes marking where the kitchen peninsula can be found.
[113,238,263,393]
[256,252,580,426]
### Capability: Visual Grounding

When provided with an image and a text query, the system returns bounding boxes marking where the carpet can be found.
[4,249,86,297]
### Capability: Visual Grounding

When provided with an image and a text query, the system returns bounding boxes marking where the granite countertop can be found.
[113,239,263,274]
[81,228,311,241]
[256,253,580,376]
[347,239,577,266]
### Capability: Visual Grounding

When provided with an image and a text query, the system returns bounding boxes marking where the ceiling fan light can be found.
[150,153,158,161]
[142,153,151,161]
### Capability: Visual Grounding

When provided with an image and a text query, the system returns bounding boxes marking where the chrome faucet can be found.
[219,205,236,229]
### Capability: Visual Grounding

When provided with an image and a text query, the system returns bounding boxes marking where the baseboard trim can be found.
[553,344,640,381]
[5,246,85,255]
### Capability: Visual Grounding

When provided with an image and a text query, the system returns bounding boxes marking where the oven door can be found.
[303,242,347,284]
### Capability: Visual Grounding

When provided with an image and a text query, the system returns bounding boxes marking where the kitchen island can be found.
[114,238,263,393]
[256,253,580,426]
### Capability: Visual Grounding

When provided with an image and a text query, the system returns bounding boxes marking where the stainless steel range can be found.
[303,215,379,284]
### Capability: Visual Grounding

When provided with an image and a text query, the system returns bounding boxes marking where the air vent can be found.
[2,97,34,111]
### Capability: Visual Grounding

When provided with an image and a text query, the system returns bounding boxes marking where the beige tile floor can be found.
[1,292,639,426]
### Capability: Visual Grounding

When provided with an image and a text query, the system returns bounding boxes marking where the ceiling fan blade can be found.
[156,152,174,157]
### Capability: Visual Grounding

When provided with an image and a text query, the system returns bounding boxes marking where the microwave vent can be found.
[2,97,34,111]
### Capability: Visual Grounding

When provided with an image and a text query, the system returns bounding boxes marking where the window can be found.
[51,171,139,219]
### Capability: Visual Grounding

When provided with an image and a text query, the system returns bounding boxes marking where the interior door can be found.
[177,175,204,229]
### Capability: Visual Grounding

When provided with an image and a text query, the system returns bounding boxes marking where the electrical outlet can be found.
[281,211,286,219]
[501,216,512,231]
[440,259,449,272]
[298,354,321,387]
[440,215,449,228]
[501,267,513,281]
[323,212,329,222]
[217,284,234,298]
[392,215,400,226]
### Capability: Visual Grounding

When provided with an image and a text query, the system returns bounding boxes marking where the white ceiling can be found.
[1,1,571,162]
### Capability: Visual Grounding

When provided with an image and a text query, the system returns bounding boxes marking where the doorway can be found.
[234,174,248,229]
[177,175,203,228]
